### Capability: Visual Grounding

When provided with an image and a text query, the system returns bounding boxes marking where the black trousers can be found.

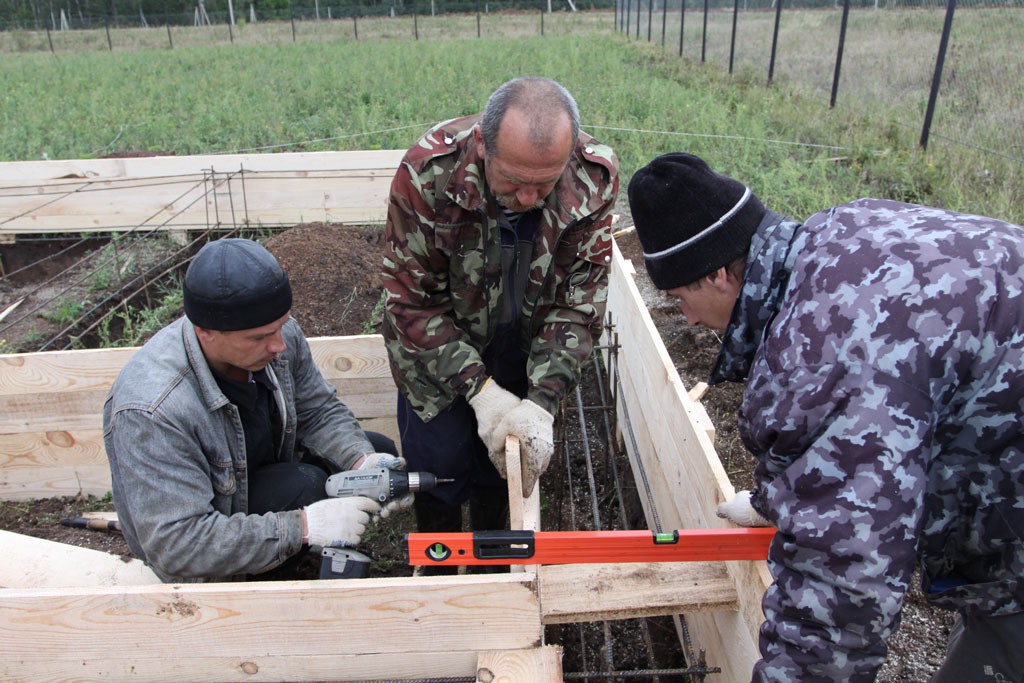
[248,431,398,514]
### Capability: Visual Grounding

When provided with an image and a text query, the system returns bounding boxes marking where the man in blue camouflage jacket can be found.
[382,77,618,560]
[627,152,1023,682]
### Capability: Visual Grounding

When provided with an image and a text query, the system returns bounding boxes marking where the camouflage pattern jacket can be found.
[382,115,619,420]
[710,199,1024,682]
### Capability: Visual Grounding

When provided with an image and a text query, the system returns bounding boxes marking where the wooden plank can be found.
[0,574,542,682]
[506,435,541,576]
[0,336,399,500]
[4,652,478,683]
[538,561,738,625]
[5,652,478,683]
[477,645,563,682]
[0,150,406,181]
[0,150,405,236]
[0,531,159,589]
[0,430,111,500]
[604,240,769,682]
[0,336,389,398]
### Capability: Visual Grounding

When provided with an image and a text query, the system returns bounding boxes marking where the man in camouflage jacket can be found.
[628,152,1023,682]
[382,78,618,549]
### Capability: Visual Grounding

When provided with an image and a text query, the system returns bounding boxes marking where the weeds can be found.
[362,290,387,335]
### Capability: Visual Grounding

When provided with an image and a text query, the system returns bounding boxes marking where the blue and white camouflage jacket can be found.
[710,198,1024,682]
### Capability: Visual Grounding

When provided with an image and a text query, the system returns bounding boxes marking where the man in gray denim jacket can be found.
[104,238,399,583]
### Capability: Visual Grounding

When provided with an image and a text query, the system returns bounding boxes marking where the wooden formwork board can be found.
[0,574,544,682]
[0,150,405,236]
[604,240,772,682]
[0,335,398,501]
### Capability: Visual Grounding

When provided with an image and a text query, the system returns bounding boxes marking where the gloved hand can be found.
[356,452,412,519]
[467,378,522,476]
[499,399,554,498]
[303,497,381,547]
[357,452,406,472]
[716,490,772,527]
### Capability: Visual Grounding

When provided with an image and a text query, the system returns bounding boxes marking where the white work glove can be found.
[468,378,522,476]
[357,452,413,520]
[716,490,773,527]
[303,497,381,547]
[499,399,554,498]
[357,452,406,472]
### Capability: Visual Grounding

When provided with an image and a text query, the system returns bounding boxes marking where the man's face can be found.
[664,274,740,334]
[195,310,291,381]
[474,109,573,213]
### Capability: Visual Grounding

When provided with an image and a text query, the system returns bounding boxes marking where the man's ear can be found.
[472,125,486,159]
[193,325,214,343]
[706,267,733,291]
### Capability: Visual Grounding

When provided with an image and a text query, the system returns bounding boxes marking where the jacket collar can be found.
[709,211,805,384]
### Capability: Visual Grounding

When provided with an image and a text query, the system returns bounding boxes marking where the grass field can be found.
[1,8,1020,224]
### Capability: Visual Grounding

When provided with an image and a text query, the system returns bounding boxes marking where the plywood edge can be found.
[539,561,738,624]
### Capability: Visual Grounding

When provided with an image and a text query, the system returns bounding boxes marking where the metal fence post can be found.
[701,0,708,63]
[678,0,685,57]
[768,0,783,85]
[661,0,668,47]
[830,0,851,108]
[728,0,738,73]
[921,0,957,150]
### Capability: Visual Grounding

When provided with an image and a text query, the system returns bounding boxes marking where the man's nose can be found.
[679,301,700,326]
[267,333,286,353]
[516,186,540,206]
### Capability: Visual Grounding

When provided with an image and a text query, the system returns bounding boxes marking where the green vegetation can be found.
[0,12,1019,226]
[98,286,184,348]
[42,298,84,326]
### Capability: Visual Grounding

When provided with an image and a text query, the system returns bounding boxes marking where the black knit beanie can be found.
[182,238,293,331]
[627,153,766,290]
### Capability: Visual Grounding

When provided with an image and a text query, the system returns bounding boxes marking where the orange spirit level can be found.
[406,528,775,566]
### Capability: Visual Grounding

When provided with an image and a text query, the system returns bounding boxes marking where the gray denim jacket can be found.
[102,317,373,583]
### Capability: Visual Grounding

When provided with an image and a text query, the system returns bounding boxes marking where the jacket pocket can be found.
[209,460,237,496]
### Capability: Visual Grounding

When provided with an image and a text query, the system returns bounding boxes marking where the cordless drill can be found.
[318,468,452,579]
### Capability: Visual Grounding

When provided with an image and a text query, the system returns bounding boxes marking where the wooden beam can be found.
[0,574,543,682]
[477,645,563,682]
[0,335,399,500]
[604,239,770,682]
[538,561,737,624]
[0,530,159,589]
[0,150,405,237]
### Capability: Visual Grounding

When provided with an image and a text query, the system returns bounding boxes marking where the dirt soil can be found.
[0,219,952,681]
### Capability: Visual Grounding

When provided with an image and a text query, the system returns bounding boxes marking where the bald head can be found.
[478,77,581,155]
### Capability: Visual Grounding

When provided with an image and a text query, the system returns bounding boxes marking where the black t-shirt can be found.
[213,368,282,471]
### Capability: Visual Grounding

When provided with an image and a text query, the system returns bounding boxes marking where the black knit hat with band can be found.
[627,153,766,290]
[182,238,293,331]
